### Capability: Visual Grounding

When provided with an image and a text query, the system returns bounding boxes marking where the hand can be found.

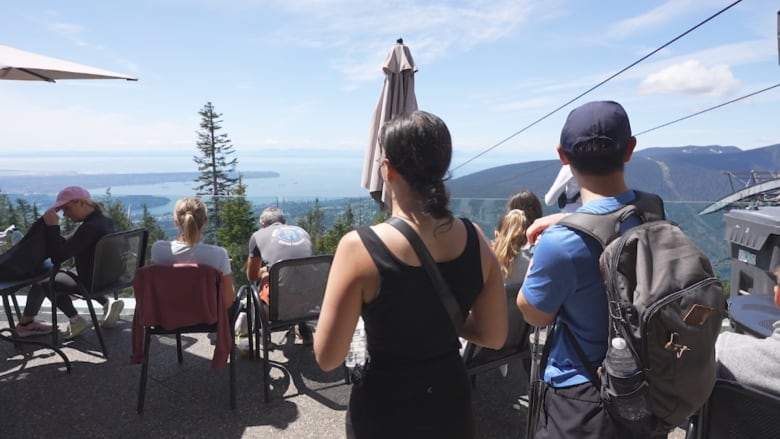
[526,213,567,245]
[42,208,60,226]
[260,265,270,282]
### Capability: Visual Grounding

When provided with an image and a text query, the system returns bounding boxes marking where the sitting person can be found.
[246,206,314,344]
[151,197,236,313]
[715,265,780,396]
[16,186,124,338]
[495,190,542,285]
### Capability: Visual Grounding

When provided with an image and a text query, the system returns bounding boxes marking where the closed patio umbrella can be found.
[361,39,418,208]
[0,44,137,82]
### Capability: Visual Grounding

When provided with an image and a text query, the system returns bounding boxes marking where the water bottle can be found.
[234,311,248,337]
[346,317,368,382]
[604,337,650,421]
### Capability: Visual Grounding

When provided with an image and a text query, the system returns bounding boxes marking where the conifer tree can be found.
[139,203,167,263]
[193,101,238,241]
[321,204,355,254]
[297,199,325,253]
[215,180,256,285]
[103,189,133,232]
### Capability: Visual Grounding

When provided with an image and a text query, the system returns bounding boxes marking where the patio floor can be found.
[0,312,530,439]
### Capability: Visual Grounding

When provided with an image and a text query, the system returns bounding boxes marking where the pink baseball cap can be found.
[52,186,91,211]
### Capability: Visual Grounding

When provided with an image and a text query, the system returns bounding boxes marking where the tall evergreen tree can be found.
[138,203,167,263]
[193,101,238,241]
[103,189,133,232]
[297,198,325,253]
[321,204,355,254]
[215,180,256,285]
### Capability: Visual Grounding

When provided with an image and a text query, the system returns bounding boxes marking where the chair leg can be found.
[86,298,108,357]
[176,334,183,363]
[263,329,271,403]
[138,329,152,414]
[3,295,17,331]
[246,293,255,360]
[50,292,59,346]
[11,294,22,321]
[229,342,236,409]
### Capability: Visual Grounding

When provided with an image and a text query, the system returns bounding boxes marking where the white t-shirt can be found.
[151,240,232,275]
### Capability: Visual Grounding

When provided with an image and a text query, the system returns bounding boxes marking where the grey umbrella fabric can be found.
[0,45,137,82]
[361,40,418,207]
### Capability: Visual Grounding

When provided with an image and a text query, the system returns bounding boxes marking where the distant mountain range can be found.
[448,144,780,203]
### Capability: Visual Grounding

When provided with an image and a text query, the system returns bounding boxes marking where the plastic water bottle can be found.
[604,337,650,421]
[234,311,248,337]
[346,317,367,369]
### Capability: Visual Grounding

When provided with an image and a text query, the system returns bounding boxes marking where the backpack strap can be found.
[538,322,601,389]
[557,190,665,247]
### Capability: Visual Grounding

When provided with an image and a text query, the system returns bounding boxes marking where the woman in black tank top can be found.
[314,111,508,439]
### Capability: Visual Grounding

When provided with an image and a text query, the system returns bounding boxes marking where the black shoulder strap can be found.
[537,323,601,388]
[557,190,665,248]
[385,216,463,333]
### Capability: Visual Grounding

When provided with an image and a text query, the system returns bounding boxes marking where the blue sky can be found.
[1,0,779,189]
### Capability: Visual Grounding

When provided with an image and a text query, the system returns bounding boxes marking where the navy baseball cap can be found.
[560,101,631,157]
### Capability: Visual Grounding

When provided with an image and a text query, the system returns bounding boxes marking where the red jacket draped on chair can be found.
[131,264,231,369]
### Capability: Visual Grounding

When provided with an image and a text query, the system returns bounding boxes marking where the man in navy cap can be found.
[517,101,653,438]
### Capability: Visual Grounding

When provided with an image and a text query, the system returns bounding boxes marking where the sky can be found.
[1,0,779,196]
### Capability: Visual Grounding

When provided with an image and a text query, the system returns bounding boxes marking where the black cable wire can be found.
[451,0,743,173]
[454,81,780,198]
[634,82,780,137]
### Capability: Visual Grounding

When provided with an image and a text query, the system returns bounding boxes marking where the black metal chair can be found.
[239,254,333,402]
[0,267,71,372]
[686,378,780,439]
[461,282,532,385]
[50,228,148,357]
[132,264,236,414]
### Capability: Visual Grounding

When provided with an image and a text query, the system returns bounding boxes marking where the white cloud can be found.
[48,22,88,46]
[264,0,539,85]
[638,59,740,96]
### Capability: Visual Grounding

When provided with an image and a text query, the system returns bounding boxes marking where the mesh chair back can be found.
[268,254,333,323]
[463,282,531,373]
[90,228,148,294]
[702,379,780,439]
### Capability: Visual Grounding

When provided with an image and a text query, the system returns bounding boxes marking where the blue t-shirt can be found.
[522,189,639,387]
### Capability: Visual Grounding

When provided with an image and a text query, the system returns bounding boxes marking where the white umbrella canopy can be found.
[361,39,418,208]
[0,44,137,82]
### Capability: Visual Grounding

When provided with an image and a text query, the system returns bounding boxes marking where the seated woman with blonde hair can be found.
[151,197,236,312]
[494,209,533,286]
[494,190,542,285]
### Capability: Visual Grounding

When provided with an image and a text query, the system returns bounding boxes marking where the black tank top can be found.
[355,217,483,368]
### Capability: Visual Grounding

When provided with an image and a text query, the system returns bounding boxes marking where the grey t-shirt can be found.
[247,223,313,266]
[715,321,780,396]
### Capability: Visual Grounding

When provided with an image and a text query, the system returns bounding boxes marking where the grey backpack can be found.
[558,191,725,434]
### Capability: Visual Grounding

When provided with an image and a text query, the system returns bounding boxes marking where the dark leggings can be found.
[23,270,108,319]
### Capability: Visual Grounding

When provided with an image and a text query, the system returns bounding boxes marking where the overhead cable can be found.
[634,82,780,137]
[451,0,744,173]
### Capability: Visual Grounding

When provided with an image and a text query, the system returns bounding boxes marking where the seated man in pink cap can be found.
[15,186,124,338]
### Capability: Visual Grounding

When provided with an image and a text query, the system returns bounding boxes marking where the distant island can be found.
[0,171,280,194]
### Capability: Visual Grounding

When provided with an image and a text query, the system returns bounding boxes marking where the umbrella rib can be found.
[18,68,56,82]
